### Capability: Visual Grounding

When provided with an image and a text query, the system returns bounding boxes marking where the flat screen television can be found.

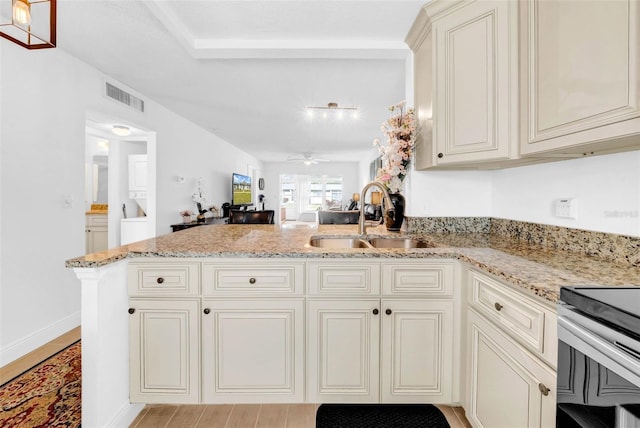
[231,172,253,207]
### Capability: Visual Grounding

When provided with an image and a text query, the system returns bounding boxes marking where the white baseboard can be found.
[0,311,81,366]
[110,402,145,428]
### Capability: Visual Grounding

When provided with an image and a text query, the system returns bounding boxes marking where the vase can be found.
[384,193,405,232]
[182,216,191,224]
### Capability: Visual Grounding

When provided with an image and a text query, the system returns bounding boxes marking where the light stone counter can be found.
[65,223,640,304]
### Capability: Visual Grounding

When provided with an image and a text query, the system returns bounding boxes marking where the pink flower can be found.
[372,101,417,192]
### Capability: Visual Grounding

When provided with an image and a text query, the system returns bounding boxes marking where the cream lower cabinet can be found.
[306,259,458,404]
[201,259,306,403]
[467,310,556,428]
[86,213,108,254]
[381,299,454,403]
[307,299,381,402]
[465,268,557,428]
[201,299,304,403]
[128,299,200,403]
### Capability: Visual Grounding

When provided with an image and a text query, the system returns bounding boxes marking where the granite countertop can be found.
[65,223,640,304]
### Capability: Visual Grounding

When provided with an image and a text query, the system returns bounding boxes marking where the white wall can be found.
[398,150,640,237]
[492,151,640,237]
[262,161,360,221]
[405,169,493,217]
[0,40,261,363]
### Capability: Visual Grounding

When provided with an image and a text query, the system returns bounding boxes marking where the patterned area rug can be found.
[0,341,81,428]
[316,403,451,428]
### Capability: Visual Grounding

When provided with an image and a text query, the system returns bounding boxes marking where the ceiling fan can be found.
[286,154,330,165]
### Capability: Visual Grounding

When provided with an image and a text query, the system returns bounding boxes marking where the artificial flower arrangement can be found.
[191,177,220,219]
[372,101,417,193]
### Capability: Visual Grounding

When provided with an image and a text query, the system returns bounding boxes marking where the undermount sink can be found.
[308,236,433,249]
[367,237,432,248]
[308,237,373,249]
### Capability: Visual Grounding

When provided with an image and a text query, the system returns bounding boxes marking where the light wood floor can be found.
[0,329,472,428]
[0,326,81,385]
[130,403,472,428]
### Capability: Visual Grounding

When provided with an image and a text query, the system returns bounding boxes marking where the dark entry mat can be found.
[316,403,451,428]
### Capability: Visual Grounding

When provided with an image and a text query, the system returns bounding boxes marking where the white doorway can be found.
[85,113,157,249]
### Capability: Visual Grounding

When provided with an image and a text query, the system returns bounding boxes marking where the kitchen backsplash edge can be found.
[406,217,640,267]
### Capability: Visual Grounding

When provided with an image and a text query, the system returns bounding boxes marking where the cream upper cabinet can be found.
[520,0,640,156]
[407,0,519,169]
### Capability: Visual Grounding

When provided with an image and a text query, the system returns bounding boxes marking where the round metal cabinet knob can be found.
[372,308,379,315]
[494,302,504,311]
[128,308,135,314]
[249,277,256,284]
[156,277,164,284]
[203,308,211,315]
[437,153,444,158]
[385,309,392,315]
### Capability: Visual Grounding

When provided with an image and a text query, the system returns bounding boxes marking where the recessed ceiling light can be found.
[111,125,131,136]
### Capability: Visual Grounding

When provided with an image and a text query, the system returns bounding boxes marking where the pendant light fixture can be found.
[0,0,56,49]
[13,0,31,26]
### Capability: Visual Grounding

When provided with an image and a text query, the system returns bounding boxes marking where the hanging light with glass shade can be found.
[0,0,56,49]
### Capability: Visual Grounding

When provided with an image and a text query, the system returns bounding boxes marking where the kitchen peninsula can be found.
[66,221,640,427]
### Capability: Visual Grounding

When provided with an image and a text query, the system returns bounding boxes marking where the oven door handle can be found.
[558,315,640,388]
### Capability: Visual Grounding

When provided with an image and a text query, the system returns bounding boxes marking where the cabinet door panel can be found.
[467,310,556,428]
[202,299,304,403]
[129,299,199,403]
[434,0,514,163]
[521,0,640,154]
[307,300,380,403]
[381,300,453,403]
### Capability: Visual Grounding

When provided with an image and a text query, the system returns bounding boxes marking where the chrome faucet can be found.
[359,181,395,235]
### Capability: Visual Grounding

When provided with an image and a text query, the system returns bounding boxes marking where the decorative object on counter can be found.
[192,177,209,222]
[180,210,194,223]
[258,194,266,211]
[386,193,405,232]
[372,100,416,231]
[209,205,220,218]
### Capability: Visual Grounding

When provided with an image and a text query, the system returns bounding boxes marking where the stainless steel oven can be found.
[557,287,640,427]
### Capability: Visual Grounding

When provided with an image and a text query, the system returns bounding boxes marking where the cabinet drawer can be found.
[202,261,304,295]
[86,214,108,227]
[307,260,380,295]
[128,262,199,296]
[469,270,548,355]
[381,261,455,296]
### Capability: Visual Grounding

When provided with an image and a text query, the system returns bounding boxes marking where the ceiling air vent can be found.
[105,82,145,113]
